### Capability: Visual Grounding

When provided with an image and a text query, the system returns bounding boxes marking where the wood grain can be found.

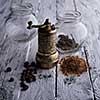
[0,0,100,100]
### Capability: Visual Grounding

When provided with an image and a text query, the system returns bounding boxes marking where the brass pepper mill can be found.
[27,19,59,69]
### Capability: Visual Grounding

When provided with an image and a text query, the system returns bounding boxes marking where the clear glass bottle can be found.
[56,10,87,54]
[5,3,38,42]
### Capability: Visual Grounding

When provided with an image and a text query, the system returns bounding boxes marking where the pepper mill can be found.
[27,19,59,69]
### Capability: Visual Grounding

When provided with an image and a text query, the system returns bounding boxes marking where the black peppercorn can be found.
[48,74,52,78]
[25,78,32,83]
[24,61,29,68]
[34,68,37,74]
[31,62,36,67]
[8,77,14,82]
[5,67,12,72]
[20,82,29,91]
[32,75,36,82]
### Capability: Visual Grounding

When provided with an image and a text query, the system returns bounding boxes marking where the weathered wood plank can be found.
[57,50,93,100]
[56,0,100,99]
[56,0,92,99]
[1,0,100,100]
[0,36,55,100]
[0,37,28,100]
[18,36,55,100]
[76,0,100,99]
[18,68,55,100]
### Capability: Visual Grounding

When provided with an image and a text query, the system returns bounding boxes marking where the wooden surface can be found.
[0,0,100,100]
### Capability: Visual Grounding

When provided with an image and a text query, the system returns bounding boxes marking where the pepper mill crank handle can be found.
[27,20,59,30]
[27,21,44,29]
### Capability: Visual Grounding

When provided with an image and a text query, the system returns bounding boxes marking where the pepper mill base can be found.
[36,51,59,69]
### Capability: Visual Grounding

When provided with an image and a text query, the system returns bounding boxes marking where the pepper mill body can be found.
[36,19,59,69]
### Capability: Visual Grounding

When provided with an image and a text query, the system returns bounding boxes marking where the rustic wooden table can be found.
[0,0,100,100]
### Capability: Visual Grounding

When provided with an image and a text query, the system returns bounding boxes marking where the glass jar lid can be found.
[11,3,33,16]
[57,10,81,24]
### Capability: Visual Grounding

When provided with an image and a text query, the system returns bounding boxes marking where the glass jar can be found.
[56,11,87,54]
[5,3,38,42]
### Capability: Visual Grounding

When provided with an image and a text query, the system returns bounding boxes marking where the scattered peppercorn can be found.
[20,82,29,91]
[38,74,43,79]
[24,61,29,68]
[25,78,32,83]
[43,75,48,79]
[32,75,36,82]
[33,68,37,74]
[5,67,12,72]
[8,77,14,82]
[48,74,52,78]
[31,62,37,67]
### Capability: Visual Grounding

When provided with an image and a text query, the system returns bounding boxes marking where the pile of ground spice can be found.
[56,34,79,51]
[59,56,87,76]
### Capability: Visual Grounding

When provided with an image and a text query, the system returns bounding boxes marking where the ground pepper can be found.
[59,56,87,76]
